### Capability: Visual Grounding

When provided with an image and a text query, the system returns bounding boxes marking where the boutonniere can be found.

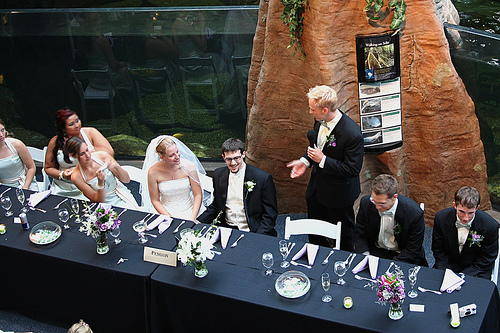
[326,134,336,147]
[244,180,256,199]
[468,230,484,247]
[393,221,402,236]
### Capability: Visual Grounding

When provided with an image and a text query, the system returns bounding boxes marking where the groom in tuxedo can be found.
[432,186,499,279]
[287,85,364,251]
[198,138,278,236]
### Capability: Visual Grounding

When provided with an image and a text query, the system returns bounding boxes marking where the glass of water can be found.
[1,196,13,217]
[334,260,347,285]
[58,207,70,229]
[110,226,121,244]
[15,188,27,213]
[262,252,274,276]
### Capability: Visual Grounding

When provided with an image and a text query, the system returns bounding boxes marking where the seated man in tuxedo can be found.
[354,174,427,265]
[197,138,278,236]
[432,186,499,279]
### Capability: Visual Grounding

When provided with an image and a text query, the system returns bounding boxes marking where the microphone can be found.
[307,129,316,148]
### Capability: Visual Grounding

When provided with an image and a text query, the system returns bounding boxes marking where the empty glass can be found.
[262,252,274,276]
[321,273,332,303]
[1,196,13,217]
[408,266,420,298]
[334,260,347,285]
[58,208,70,229]
[279,240,290,268]
[15,188,27,213]
[110,226,121,244]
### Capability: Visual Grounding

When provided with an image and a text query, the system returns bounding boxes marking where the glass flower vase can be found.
[194,260,208,278]
[93,232,109,255]
[388,302,403,320]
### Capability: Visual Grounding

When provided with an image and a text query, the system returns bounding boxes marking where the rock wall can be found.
[246,0,490,226]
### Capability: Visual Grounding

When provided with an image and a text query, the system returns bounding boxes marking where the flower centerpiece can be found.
[79,203,121,255]
[376,266,406,320]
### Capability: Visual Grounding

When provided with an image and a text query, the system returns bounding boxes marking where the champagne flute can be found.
[15,188,27,213]
[70,199,80,223]
[408,267,419,298]
[1,196,13,217]
[58,208,70,229]
[133,220,148,244]
[110,226,121,244]
[334,260,347,285]
[321,273,332,303]
[262,252,274,276]
[279,240,290,268]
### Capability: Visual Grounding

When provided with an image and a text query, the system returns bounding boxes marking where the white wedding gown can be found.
[158,177,205,219]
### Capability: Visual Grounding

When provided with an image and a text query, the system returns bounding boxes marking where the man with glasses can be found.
[432,186,499,279]
[354,174,427,264]
[198,138,278,236]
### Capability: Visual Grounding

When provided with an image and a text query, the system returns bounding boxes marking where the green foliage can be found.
[281,0,307,58]
[364,0,406,30]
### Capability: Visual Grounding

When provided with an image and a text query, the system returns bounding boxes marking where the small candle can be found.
[0,224,5,234]
[344,296,353,309]
[450,317,460,328]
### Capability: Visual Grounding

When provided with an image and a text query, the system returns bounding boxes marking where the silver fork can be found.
[322,250,335,265]
[172,220,186,233]
[230,234,245,248]
[354,274,377,283]
[290,261,312,269]
[418,286,442,295]
[0,188,11,197]
[29,206,46,213]
[53,198,68,210]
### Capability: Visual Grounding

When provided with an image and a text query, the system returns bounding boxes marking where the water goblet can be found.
[58,208,70,229]
[133,220,148,244]
[110,226,121,244]
[262,252,274,276]
[1,196,13,217]
[279,240,290,268]
[321,273,332,303]
[408,267,419,298]
[334,260,347,285]
[15,188,27,213]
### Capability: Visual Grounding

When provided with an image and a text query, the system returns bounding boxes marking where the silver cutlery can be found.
[322,250,335,265]
[172,220,186,233]
[385,262,395,274]
[230,234,245,248]
[145,214,156,224]
[199,226,207,234]
[144,233,157,238]
[354,274,377,283]
[0,188,11,197]
[347,253,356,267]
[117,208,127,218]
[418,286,442,295]
[53,198,68,209]
[29,206,46,213]
[287,242,296,256]
[212,250,221,255]
[290,261,312,269]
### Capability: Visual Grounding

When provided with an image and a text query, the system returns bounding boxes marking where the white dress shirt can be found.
[376,198,400,252]
[225,163,250,232]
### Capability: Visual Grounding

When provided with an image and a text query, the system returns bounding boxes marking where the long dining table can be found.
[0,185,499,332]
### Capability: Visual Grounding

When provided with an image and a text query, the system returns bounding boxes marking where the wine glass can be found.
[321,273,332,303]
[262,252,274,276]
[110,226,121,244]
[15,188,27,213]
[279,240,290,268]
[408,267,419,298]
[1,196,13,217]
[133,220,148,244]
[334,260,347,285]
[58,208,70,229]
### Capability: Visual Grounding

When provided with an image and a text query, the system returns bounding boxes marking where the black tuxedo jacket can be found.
[432,207,499,279]
[354,195,426,265]
[304,112,364,208]
[198,163,278,236]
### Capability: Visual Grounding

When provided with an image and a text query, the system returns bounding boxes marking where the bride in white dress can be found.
[144,136,206,221]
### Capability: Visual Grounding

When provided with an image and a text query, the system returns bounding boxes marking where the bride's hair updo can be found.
[156,137,176,156]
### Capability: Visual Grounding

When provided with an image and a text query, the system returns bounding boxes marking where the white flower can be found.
[176,229,216,266]
[245,180,256,192]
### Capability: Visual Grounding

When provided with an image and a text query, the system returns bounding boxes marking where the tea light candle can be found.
[0,224,5,234]
[344,296,353,309]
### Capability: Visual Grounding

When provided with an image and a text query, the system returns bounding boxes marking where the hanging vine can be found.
[281,0,307,57]
[364,0,406,30]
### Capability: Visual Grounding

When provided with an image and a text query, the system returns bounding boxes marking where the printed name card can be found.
[144,246,177,267]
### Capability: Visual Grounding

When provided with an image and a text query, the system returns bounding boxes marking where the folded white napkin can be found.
[28,190,51,207]
[146,214,170,231]
[351,255,379,279]
[291,243,319,266]
[440,268,465,293]
[158,221,172,234]
[210,227,232,249]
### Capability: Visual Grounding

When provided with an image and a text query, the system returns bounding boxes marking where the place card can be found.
[409,304,425,312]
[143,246,177,267]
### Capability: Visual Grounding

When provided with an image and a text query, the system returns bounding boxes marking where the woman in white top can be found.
[0,119,38,190]
[44,107,113,199]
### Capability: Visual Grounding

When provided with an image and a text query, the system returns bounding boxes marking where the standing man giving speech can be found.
[287,85,364,251]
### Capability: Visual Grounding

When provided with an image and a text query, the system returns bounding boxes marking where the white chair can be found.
[122,165,147,209]
[26,146,50,191]
[284,217,342,250]
[491,227,500,284]
[199,173,214,207]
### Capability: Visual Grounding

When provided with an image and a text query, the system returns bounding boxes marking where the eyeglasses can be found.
[224,156,242,163]
[369,195,393,207]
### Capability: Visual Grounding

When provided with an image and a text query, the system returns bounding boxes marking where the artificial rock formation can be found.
[246,0,490,226]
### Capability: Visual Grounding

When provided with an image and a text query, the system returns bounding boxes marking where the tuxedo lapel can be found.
[446,219,461,261]
[219,168,229,205]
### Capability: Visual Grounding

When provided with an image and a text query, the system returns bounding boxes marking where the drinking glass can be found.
[1,196,13,217]
[334,260,347,285]
[321,273,332,303]
[15,188,27,213]
[133,221,148,244]
[408,267,419,298]
[58,208,70,229]
[279,240,290,268]
[110,226,121,244]
[262,252,274,276]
